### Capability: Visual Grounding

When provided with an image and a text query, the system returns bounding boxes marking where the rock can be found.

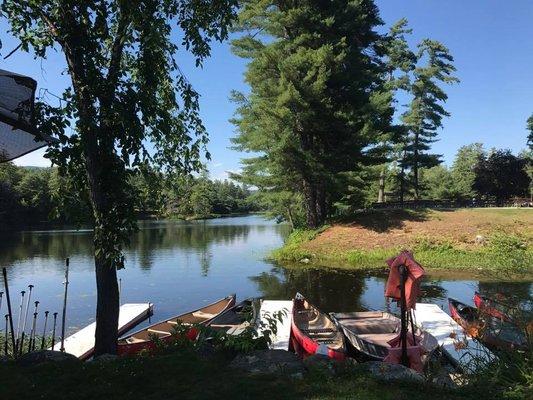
[90,353,118,363]
[299,258,310,264]
[196,342,217,359]
[475,235,485,245]
[229,349,304,376]
[431,371,458,389]
[17,350,79,367]
[303,354,340,376]
[361,361,424,383]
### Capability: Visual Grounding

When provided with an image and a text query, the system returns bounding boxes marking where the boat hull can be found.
[291,294,346,361]
[118,295,236,356]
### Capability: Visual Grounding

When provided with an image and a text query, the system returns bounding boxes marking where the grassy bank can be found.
[272,208,533,275]
[0,350,505,400]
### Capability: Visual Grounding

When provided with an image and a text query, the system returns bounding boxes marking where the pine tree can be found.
[231,0,391,228]
[376,18,416,203]
[527,114,533,151]
[401,40,459,199]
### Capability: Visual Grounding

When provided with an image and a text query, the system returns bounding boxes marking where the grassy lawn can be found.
[0,351,494,400]
[272,208,533,275]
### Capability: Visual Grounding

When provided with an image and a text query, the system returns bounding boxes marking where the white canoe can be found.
[51,303,153,359]
[257,300,293,350]
[414,303,494,371]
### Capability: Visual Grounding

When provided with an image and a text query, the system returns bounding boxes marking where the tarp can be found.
[0,69,53,162]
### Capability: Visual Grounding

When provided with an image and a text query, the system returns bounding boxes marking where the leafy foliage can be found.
[230,0,393,228]
[1,0,237,354]
[473,149,531,204]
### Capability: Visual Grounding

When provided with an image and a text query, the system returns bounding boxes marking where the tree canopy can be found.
[231,0,393,228]
[2,0,236,354]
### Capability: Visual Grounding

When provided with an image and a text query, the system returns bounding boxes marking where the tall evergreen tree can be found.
[401,40,458,199]
[376,18,416,203]
[231,0,391,228]
[527,114,533,151]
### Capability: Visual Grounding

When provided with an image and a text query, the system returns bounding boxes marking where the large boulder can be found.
[361,361,424,383]
[229,349,304,376]
[89,353,119,363]
[17,350,79,367]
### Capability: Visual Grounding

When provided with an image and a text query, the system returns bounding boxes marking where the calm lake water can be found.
[0,215,531,336]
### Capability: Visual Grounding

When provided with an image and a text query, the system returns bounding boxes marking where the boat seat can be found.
[303,328,336,337]
[192,311,216,319]
[357,333,398,348]
[125,337,146,344]
[341,319,398,334]
[147,328,171,336]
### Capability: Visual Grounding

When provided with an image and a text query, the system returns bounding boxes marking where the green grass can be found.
[272,227,532,276]
[0,350,500,400]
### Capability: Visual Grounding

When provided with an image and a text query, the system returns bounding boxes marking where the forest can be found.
[1,143,530,230]
[0,164,258,229]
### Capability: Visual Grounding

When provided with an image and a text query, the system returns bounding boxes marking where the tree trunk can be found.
[378,168,385,203]
[316,180,327,226]
[413,133,419,200]
[94,253,119,355]
[302,178,318,228]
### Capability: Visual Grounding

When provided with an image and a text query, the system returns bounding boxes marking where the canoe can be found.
[117,294,236,356]
[474,292,513,322]
[206,298,260,336]
[448,298,527,351]
[291,293,346,360]
[331,311,438,362]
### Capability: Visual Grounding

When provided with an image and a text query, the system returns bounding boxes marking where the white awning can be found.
[0,69,53,162]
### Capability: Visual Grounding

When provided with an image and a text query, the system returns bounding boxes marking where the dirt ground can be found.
[302,208,533,253]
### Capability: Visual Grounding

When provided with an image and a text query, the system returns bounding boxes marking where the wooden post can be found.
[2,268,16,355]
[399,264,409,367]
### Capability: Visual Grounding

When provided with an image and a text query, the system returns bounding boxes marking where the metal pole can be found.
[51,312,58,350]
[399,264,409,367]
[41,311,49,350]
[60,258,69,352]
[15,290,25,351]
[19,284,34,354]
[2,268,16,354]
[28,301,39,352]
[29,310,38,352]
[4,314,8,355]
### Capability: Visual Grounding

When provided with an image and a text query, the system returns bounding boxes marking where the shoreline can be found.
[271,208,533,276]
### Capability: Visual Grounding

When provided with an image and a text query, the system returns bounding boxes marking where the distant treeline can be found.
[0,163,259,230]
[373,144,532,207]
[132,171,260,219]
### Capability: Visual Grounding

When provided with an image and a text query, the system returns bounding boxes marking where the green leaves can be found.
[2,0,237,271]
[231,0,391,227]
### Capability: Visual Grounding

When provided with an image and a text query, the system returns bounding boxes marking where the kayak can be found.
[291,293,346,360]
[117,294,236,356]
[448,298,527,351]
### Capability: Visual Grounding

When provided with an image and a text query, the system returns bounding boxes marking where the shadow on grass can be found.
[333,208,431,233]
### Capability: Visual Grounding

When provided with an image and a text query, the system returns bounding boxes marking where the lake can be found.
[0,215,531,336]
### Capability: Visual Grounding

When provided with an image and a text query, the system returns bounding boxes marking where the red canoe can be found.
[474,292,514,322]
[291,293,346,361]
[117,294,236,356]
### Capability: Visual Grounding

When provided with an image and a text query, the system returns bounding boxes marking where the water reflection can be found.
[0,215,530,337]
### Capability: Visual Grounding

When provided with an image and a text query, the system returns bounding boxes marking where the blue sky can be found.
[2,0,532,179]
